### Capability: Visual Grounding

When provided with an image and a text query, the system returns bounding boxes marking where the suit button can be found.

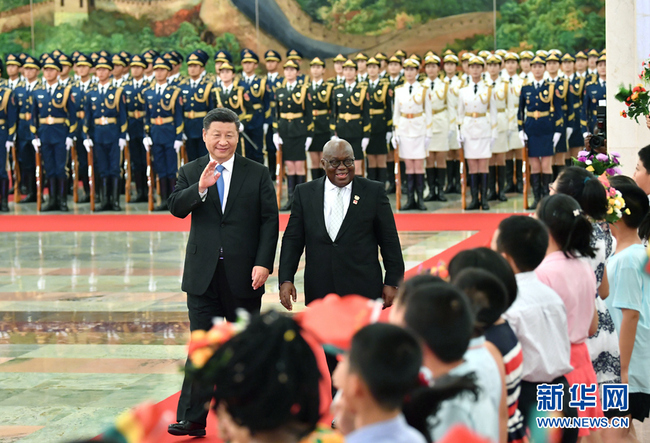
[221,223,225,227]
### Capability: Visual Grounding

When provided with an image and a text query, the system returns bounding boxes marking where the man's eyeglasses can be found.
[323,158,354,168]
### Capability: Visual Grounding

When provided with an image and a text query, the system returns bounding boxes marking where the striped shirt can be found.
[485,321,527,443]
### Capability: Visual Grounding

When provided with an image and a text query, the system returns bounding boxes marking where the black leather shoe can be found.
[167,420,206,437]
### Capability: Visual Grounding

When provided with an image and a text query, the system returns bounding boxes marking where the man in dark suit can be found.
[278,139,404,311]
[167,108,279,437]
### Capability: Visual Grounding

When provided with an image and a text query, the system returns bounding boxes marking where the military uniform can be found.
[265,50,284,180]
[69,54,94,202]
[122,54,149,202]
[581,77,606,136]
[181,51,214,162]
[143,56,184,211]
[330,75,370,160]
[213,62,248,155]
[31,55,78,211]
[0,86,17,211]
[568,71,589,150]
[239,49,270,164]
[83,59,127,211]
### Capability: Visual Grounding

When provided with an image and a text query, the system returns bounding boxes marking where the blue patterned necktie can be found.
[216,164,225,209]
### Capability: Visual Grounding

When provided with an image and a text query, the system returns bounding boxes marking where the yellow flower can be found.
[191,330,207,341]
[190,347,214,368]
[586,165,595,172]
[607,207,614,214]
[626,208,631,215]
[632,92,640,101]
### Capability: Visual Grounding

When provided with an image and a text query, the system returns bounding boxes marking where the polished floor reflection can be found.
[0,228,476,442]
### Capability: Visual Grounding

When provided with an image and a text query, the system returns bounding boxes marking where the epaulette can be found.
[333,84,345,90]
[585,80,597,87]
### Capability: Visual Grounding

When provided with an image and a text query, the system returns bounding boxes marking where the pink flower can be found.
[605,168,617,176]
[614,167,622,175]
[611,151,621,158]
[596,153,609,162]
[578,150,590,157]
[577,156,587,162]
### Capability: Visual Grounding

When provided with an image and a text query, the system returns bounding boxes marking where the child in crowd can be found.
[535,194,603,439]
[633,144,650,196]
[606,178,650,429]
[332,323,427,443]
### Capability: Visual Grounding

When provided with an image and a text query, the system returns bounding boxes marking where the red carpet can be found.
[0,212,510,233]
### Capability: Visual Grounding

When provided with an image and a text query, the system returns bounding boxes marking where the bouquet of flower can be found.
[598,175,629,224]
[572,150,622,176]
[615,83,649,122]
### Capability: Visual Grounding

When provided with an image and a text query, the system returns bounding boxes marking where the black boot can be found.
[466,174,480,210]
[415,174,427,210]
[453,160,462,193]
[528,174,542,210]
[78,174,90,203]
[436,168,448,202]
[515,159,524,193]
[497,165,508,202]
[424,168,437,201]
[400,162,407,187]
[565,158,573,167]
[154,177,168,211]
[541,174,553,199]
[0,178,9,212]
[367,167,377,182]
[444,160,455,193]
[480,173,490,210]
[503,159,515,193]
[487,166,497,201]
[402,174,417,210]
[135,172,148,202]
[386,162,396,194]
[310,169,321,181]
[554,165,564,181]
[552,165,559,181]
[99,177,111,211]
[20,171,36,203]
[42,177,58,211]
[377,167,387,188]
[112,177,122,211]
[58,177,69,212]
[280,175,295,211]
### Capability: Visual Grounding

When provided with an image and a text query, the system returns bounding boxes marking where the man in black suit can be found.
[167,108,279,437]
[278,139,404,311]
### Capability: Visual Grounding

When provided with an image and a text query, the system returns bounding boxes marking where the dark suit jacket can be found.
[169,153,279,298]
[279,176,404,304]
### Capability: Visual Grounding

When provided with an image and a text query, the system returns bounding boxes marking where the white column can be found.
[606,0,650,175]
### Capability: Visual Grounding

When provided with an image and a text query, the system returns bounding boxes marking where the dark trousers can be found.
[176,260,262,426]
[265,128,276,179]
[152,142,178,179]
[41,141,68,179]
[519,376,578,443]
[0,136,7,180]
[243,126,264,164]
[76,140,89,179]
[130,137,146,172]
[186,137,207,162]
[95,142,120,179]
[18,139,35,171]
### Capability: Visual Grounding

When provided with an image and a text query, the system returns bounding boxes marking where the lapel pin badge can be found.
[353,195,360,204]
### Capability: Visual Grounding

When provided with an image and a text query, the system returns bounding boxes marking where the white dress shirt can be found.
[222,83,233,95]
[504,271,573,382]
[45,82,59,95]
[312,79,323,89]
[268,72,278,82]
[7,78,19,90]
[155,82,167,95]
[285,81,298,91]
[198,154,235,211]
[242,73,256,84]
[132,79,143,90]
[324,177,351,234]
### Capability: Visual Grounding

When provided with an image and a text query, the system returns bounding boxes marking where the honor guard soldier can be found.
[265,50,284,179]
[392,58,430,210]
[123,54,150,202]
[329,53,347,86]
[518,51,535,83]
[355,53,369,83]
[111,53,128,88]
[544,52,572,179]
[213,50,232,88]
[502,52,525,193]
[181,51,214,162]
[457,56,498,211]
[213,61,248,153]
[57,53,73,87]
[421,54,451,202]
[14,55,40,203]
[272,59,313,210]
[30,54,77,212]
[386,55,404,88]
[331,59,370,172]
[5,54,22,90]
[581,53,607,145]
[83,56,127,211]
[143,51,156,84]
[118,51,132,83]
[365,56,392,186]
[484,54,509,202]
[375,52,388,79]
[385,55,405,193]
[286,49,309,85]
[70,53,94,202]
[239,49,270,164]
[142,56,184,211]
[460,52,473,85]
[586,49,600,79]
[307,57,332,180]
[442,53,463,194]
[517,55,564,210]
[408,54,426,82]
[0,84,17,211]
[566,52,588,159]
[165,51,184,87]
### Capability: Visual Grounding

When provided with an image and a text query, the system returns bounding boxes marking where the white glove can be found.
[143,137,152,152]
[331,134,339,141]
[32,138,41,152]
[424,137,431,149]
[263,123,269,135]
[125,133,130,142]
[457,132,464,145]
[83,139,93,153]
[566,127,574,140]
[553,132,562,148]
[391,135,399,149]
[518,130,527,146]
[119,138,127,151]
[386,132,392,144]
[361,137,369,152]
[273,133,283,149]
[239,123,244,133]
[305,136,312,151]
[182,133,187,142]
[583,132,590,140]
[5,141,13,152]
[174,140,183,153]
[65,137,73,151]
